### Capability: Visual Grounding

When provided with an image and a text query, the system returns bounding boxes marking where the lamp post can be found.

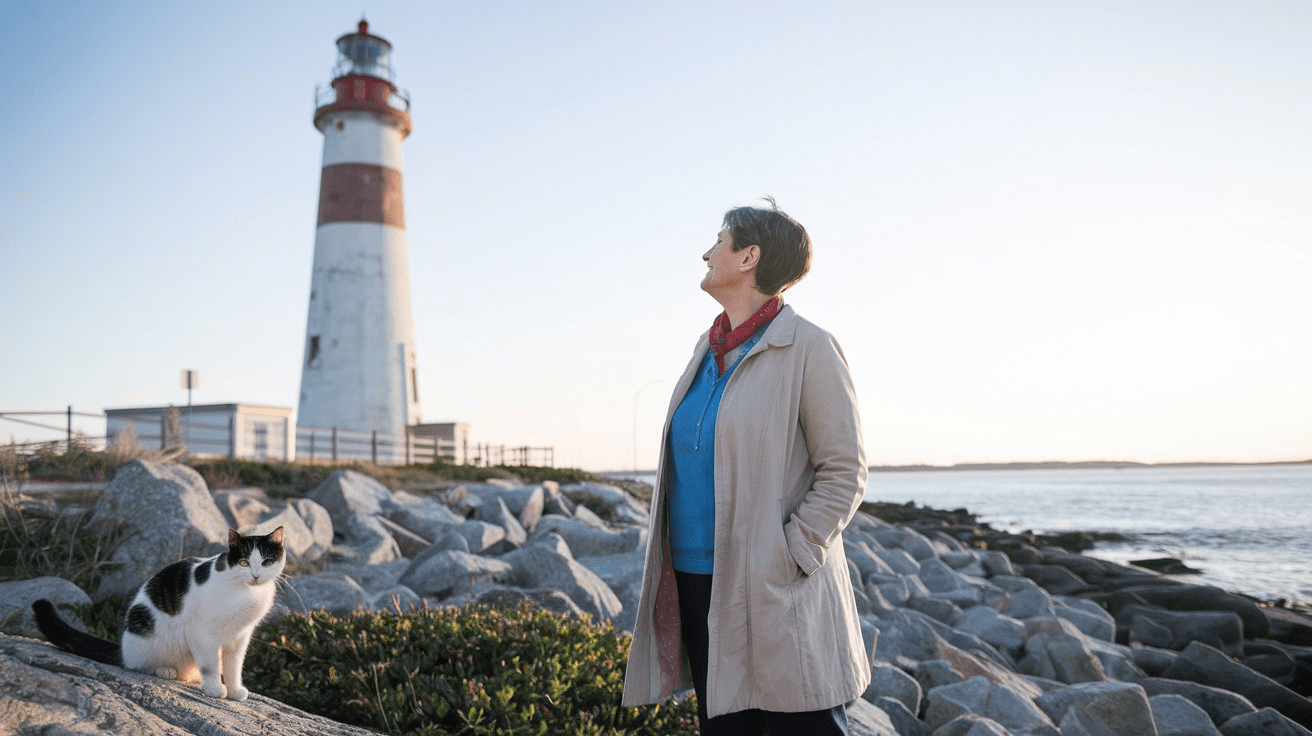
[632,380,664,477]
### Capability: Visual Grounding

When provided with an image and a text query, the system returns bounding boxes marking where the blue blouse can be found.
[667,332,764,574]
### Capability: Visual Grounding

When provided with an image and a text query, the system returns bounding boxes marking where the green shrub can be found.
[246,604,697,736]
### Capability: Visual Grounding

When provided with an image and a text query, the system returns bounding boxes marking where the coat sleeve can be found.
[784,330,868,575]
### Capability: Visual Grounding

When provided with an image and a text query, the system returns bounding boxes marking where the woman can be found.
[623,199,870,735]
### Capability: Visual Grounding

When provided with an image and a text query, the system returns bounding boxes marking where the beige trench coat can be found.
[622,305,871,717]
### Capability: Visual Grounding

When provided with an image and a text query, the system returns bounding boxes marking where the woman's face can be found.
[701,228,745,294]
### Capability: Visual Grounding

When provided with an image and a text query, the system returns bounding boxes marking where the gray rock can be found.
[1036,681,1156,736]
[1119,604,1245,656]
[334,514,402,564]
[385,497,462,541]
[290,498,335,558]
[575,546,647,633]
[498,545,622,623]
[1219,707,1312,736]
[955,606,1025,656]
[1054,596,1116,641]
[979,550,1017,577]
[213,488,272,529]
[864,661,923,714]
[453,519,507,554]
[1132,646,1180,676]
[1163,641,1312,729]
[930,714,1013,736]
[474,497,528,548]
[1151,693,1222,736]
[873,546,922,576]
[924,675,1057,734]
[1139,677,1260,728]
[531,514,642,557]
[1018,617,1108,684]
[845,694,901,736]
[370,585,424,613]
[307,469,397,527]
[1022,563,1089,596]
[910,596,962,625]
[375,515,431,558]
[870,525,944,561]
[0,577,92,637]
[560,482,649,525]
[325,558,410,592]
[1102,584,1269,640]
[398,549,513,599]
[847,538,897,583]
[0,634,376,735]
[994,575,1057,620]
[916,659,967,693]
[280,574,370,616]
[91,460,230,599]
[869,696,929,736]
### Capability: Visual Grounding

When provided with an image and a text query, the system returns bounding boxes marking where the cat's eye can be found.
[262,560,274,567]
[238,559,250,567]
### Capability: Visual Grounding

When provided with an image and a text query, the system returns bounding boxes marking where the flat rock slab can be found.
[0,634,377,735]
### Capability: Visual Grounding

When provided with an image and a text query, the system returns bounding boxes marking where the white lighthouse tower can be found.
[297,19,421,457]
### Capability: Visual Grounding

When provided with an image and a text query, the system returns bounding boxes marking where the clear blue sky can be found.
[2,1,1309,471]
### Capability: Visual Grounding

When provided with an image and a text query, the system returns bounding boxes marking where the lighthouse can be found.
[297,19,421,458]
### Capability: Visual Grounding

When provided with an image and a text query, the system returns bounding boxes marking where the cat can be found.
[33,526,285,702]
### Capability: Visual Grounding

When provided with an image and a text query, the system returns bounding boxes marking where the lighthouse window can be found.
[307,336,320,366]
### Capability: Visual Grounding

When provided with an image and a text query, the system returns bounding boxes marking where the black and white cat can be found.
[33,526,285,701]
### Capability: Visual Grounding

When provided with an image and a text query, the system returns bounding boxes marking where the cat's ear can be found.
[268,526,284,545]
[228,529,242,547]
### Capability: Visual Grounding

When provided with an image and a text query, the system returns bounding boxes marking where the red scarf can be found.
[709,296,782,374]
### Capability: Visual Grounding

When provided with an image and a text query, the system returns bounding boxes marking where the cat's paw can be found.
[154,666,179,680]
[226,684,249,702]
[202,681,227,699]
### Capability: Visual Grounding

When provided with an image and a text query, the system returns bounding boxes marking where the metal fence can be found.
[2,408,554,468]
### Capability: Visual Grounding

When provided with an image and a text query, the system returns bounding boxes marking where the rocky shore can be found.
[3,459,1311,735]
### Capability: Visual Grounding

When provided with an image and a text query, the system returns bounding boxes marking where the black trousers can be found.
[674,571,850,736]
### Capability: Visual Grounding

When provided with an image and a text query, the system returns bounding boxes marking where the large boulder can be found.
[1163,641,1312,729]
[91,460,230,599]
[0,634,376,735]
[923,675,1057,735]
[307,469,397,527]
[498,545,623,623]
[1150,693,1222,736]
[1036,681,1158,736]
[398,549,513,600]
[0,577,92,637]
[1117,603,1245,655]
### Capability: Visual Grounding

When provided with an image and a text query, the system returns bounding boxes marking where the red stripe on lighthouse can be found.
[316,163,406,227]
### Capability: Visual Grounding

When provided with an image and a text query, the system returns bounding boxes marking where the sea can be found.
[608,464,1312,606]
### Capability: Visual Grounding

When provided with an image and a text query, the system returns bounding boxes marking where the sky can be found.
[2,1,1309,472]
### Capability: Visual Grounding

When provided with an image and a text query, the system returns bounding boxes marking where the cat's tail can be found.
[32,599,123,667]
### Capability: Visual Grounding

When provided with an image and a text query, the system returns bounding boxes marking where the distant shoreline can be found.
[868,459,1312,472]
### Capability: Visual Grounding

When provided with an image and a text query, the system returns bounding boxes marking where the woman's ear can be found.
[737,244,761,273]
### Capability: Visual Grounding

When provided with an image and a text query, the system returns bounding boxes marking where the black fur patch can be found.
[256,533,285,565]
[125,603,155,636]
[145,559,192,616]
[193,558,212,586]
[215,552,228,572]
